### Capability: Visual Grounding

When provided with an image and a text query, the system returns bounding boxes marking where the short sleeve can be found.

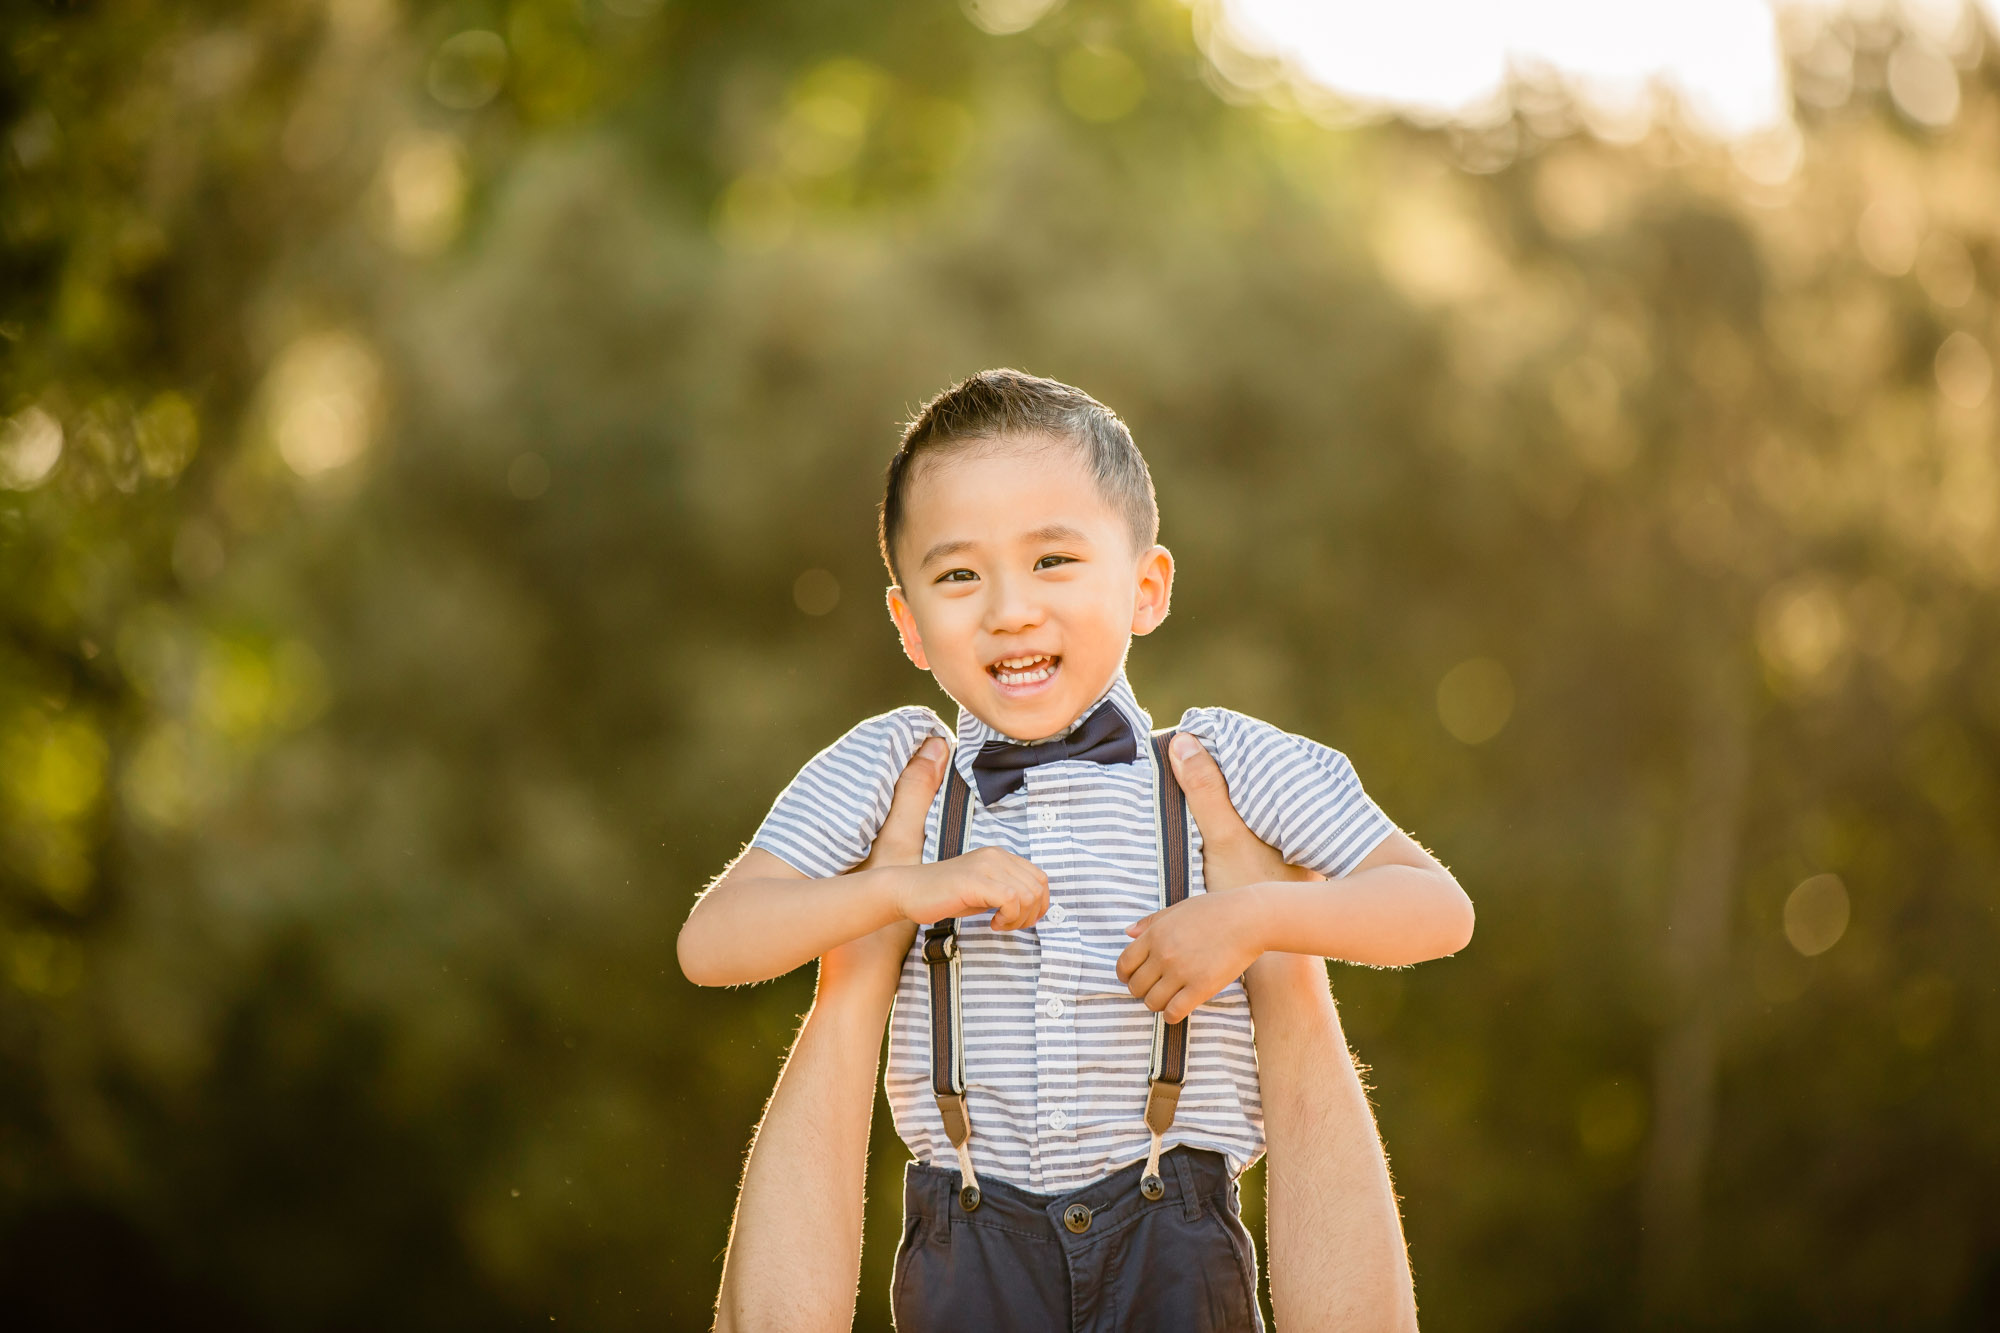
[1175,707,1394,879]
[748,706,952,879]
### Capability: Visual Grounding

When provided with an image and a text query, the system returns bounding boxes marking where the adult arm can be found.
[1172,737,1421,1333]
[711,744,944,1333]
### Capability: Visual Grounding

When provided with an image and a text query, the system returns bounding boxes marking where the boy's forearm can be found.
[680,867,910,987]
[1239,868,1474,968]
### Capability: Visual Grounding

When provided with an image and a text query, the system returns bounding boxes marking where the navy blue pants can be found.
[891,1147,1264,1333]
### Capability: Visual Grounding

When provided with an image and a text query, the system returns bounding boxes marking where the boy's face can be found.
[885,436,1172,742]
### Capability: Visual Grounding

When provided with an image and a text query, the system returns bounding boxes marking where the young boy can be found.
[679,370,1472,1331]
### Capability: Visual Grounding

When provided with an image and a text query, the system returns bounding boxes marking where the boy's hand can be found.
[892,846,1049,932]
[1118,891,1266,1023]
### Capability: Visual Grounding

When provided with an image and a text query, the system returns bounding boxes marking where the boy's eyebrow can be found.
[918,538,975,569]
[917,523,1095,570]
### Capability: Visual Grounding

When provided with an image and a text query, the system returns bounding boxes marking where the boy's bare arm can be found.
[1175,739,1420,1332]
[1118,736,1473,1023]
[712,748,941,1333]
[678,739,1050,987]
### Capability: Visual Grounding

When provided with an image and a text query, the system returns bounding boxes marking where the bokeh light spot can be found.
[1756,579,1848,694]
[1887,41,1959,128]
[429,30,509,111]
[1856,198,1922,276]
[1784,873,1850,957]
[135,392,199,479]
[269,331,382,477]
[1935,332,1991,409]
[793,569,841,617]
[963,0,1063,37]
[0,404,64,490]
[383,129,469,254]
[1436,657,1514,745]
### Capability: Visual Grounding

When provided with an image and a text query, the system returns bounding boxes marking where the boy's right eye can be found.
[935,568,979,584]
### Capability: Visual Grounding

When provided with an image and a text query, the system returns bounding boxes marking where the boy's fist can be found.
[1117,892,1265,1024]
[893,846,1049,932]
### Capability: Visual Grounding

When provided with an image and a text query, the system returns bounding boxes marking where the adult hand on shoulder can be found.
[820,736,950,995]
[1115,734,1320,1023]
[1168,732,1322,893]
[881,768,1048,931]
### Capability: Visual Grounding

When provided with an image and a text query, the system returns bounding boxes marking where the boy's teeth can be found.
[992,655,1056,685]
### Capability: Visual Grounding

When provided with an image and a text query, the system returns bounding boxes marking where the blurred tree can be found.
[2,1,1997,1330]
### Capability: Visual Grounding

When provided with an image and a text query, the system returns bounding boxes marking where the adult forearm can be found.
[713,944,902,1332]
[680,868,908,986]
[1244,952,1418,1333]
[1248,869,1474,968]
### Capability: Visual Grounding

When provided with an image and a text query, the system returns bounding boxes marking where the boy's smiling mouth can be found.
[988,653,1060,691]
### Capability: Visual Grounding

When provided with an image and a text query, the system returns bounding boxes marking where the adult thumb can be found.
[1170,733,1251,847]
[877,736,948,862]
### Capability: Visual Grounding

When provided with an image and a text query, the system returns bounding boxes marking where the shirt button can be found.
[1035,808,1058,828]
[1049,1108,1069,1130]
[1047,904,1068,926]
[1045,996,1065,1019]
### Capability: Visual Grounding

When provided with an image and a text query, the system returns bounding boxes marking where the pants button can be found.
[1063,1202,1092,1234]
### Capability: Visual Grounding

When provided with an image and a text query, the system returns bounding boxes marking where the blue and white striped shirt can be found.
[750,671,1393,1192]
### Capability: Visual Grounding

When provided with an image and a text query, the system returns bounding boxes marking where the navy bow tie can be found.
[970,701,1138,805]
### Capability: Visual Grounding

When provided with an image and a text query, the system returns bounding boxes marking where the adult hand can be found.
[819,736,950,998]
[1115,733,1321,1021]
[1167,731,1321,894]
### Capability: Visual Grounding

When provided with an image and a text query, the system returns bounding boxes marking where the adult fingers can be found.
[864,737,949,869]
[1169,733,1256,853]
[882,737,950,862]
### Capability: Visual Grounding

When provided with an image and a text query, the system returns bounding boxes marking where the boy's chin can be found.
[947,670,1104,743]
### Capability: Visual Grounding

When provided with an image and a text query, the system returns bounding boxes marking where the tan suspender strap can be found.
[924,762,980,1209]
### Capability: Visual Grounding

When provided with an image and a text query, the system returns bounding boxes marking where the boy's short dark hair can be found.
[878,369,1159,581]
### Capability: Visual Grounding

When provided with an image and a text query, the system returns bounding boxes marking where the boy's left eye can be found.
[1034,554,1076,570]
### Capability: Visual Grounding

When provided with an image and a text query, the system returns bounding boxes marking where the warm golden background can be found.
[3,0,1996,1327]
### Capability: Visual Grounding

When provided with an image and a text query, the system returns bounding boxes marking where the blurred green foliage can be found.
[4,0,1999,1328]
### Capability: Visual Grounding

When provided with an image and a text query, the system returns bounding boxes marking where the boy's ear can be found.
[885,586,930,669]
[1131,545,1174,637]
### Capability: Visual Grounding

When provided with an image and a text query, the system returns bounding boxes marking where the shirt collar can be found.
[950,670,1154,790]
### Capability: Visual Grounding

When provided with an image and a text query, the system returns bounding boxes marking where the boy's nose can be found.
[981,573,1045,633]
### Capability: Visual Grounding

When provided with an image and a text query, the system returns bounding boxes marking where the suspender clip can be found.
[921,925,958,965]
[1144,1079,1184,1137]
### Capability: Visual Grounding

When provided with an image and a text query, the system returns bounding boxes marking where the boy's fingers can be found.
[1124,910,1158,938]
[1116,937,1148,982]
